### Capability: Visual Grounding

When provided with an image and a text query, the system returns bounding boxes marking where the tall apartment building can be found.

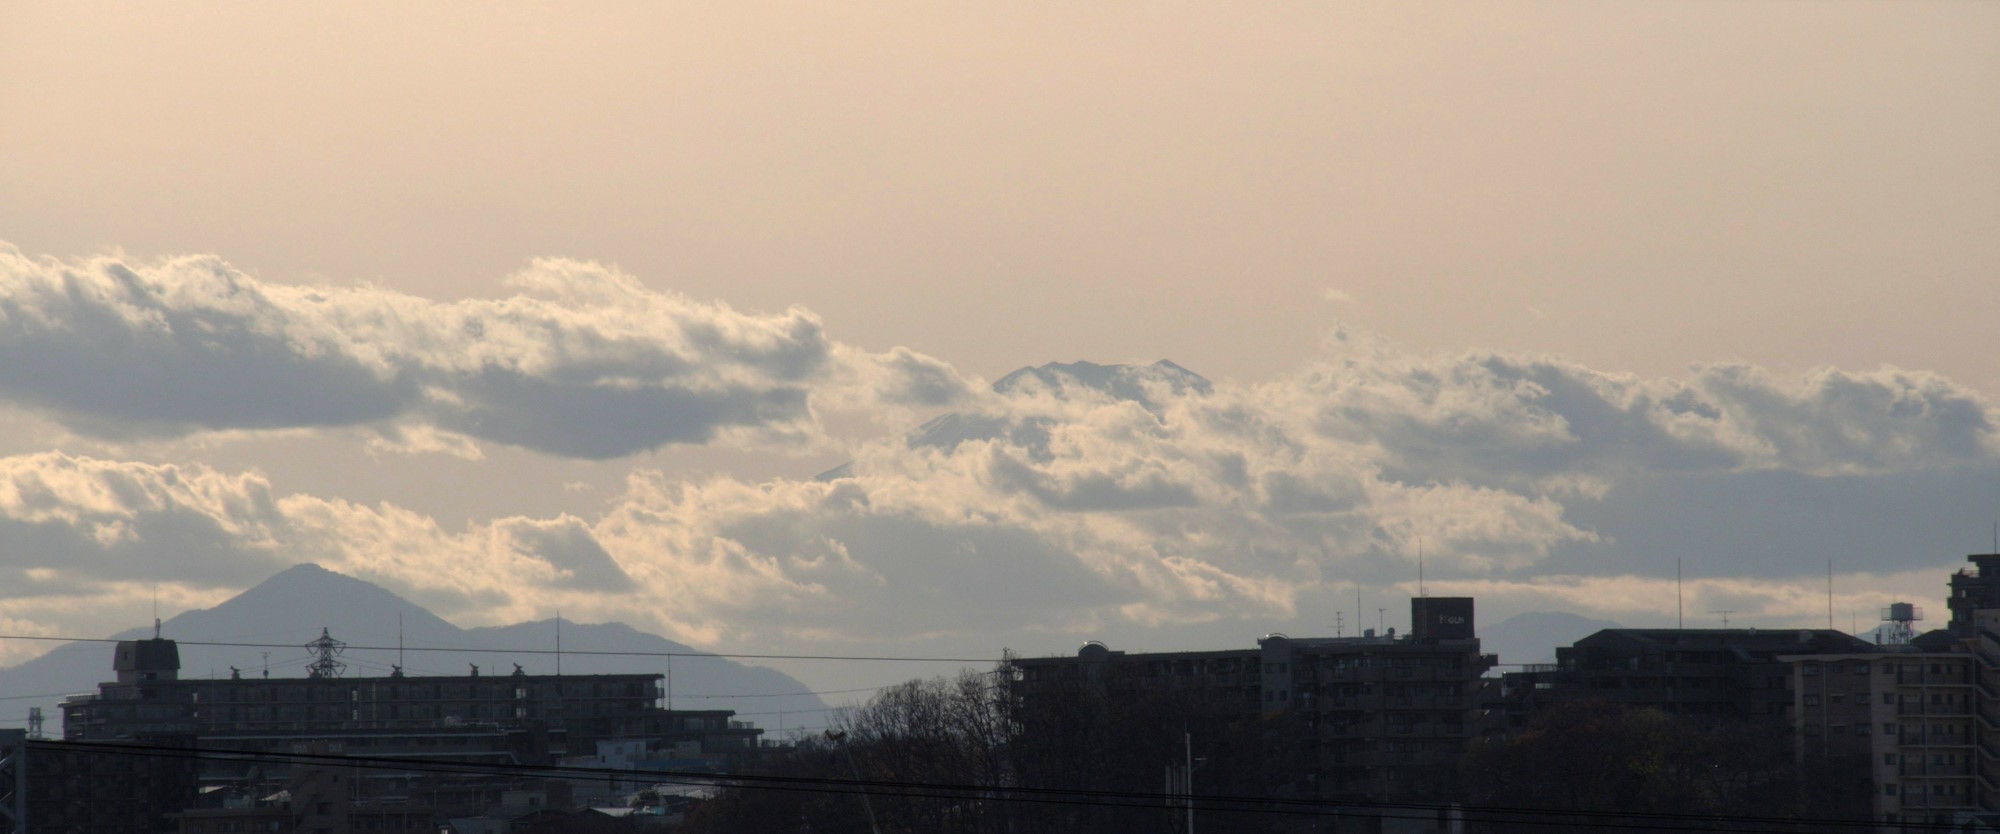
[1778,553,2000,833]
[1785,636,1981,832]
[1008,597,1496,805]
[1949,553,2000,637]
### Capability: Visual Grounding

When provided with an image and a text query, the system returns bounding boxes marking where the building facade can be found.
[1487,627,1875,736]
[1786,643,1982,831]
[10,734,200,834]
[61,636,763,763]
[1008,597,1495,805]
[45,634,765,829]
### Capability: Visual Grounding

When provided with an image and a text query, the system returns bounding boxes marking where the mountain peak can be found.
[992,359,1211,402]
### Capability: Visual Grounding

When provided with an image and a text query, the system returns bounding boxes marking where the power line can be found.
[0,633,995,664]
[25,738,1932,834]
[0,690,89,702]
[672,686,888,701]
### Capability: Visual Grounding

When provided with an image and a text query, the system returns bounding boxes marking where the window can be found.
[1804,695,1820,706]
[1804,663,1821,676]
[1885,753,1897,765]
[1885,723,1897,735]
[1883,693,1895,704]
[1885,784,1897,796]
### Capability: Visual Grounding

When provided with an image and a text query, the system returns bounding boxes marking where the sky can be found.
[1,1,1997,695]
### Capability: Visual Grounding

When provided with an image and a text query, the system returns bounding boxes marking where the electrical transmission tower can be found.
[305,627,347,679]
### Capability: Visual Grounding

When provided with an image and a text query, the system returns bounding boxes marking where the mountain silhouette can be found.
[1478,610,1622,666]
[0,563,830,736]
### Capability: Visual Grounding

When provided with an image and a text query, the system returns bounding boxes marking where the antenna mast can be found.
[1710,610,1736,629]
[1676,558,1684,631]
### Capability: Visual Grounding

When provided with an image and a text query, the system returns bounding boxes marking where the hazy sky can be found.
[1,2,1997,698]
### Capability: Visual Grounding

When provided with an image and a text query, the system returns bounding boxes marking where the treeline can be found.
[1461,701,1871,833]
[682,665,1873,833]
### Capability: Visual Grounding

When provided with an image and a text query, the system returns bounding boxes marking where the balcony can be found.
[1899,703,1973,717]
[1901,762,1973,777]
[1901,732,1974,747]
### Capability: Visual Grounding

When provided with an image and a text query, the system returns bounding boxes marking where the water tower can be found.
[1881,602,1923,645]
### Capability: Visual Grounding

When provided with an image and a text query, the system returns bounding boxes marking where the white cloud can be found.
[0,243,975,458]
[3,275,1998,656]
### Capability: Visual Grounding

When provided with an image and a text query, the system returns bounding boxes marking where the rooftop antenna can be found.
[152,586,161,639]
[1355,583,1363,639]
[397,613,405,670]
[261,651,270,679]
[1417,535,1425,598]
[1335,611,1344,638]
[1377,607,1386,634]
[1710,609,1736,629]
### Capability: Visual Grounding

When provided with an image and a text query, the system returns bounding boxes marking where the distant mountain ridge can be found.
[0,564,829,735]
[991,359,1213,403]
[1478,611,1622,667]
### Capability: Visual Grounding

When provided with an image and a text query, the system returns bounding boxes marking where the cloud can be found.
[1,329,1996,655]
[0,243,975,458]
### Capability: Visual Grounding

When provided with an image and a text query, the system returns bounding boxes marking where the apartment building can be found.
[1008,596,1496,804]
[61,636,762,761]
[1787,640,1982,831]
[1487,627,1875,738]
[1778,553,2000,833]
